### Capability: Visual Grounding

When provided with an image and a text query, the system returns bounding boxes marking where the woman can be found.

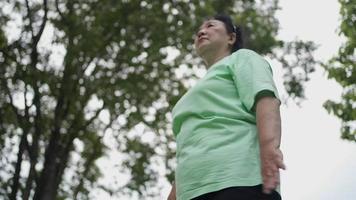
[167,14,285,200]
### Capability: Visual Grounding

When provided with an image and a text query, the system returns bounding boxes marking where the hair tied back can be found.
[233,25,237,33]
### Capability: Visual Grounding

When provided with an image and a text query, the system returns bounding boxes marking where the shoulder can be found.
[231,48,264,61]
[228,49,273,73]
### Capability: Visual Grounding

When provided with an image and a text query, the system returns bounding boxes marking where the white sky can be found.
[270,0,356,200]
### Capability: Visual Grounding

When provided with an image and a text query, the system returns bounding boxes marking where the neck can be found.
[203,49,231,68]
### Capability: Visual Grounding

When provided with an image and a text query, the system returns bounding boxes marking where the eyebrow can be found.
[198,20,216,30]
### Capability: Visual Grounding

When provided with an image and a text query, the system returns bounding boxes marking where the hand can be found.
[260,146,286,194]
[167,182,176,200]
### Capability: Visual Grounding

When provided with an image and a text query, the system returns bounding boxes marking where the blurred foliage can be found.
[322,0,355,142]
[0,0,317,199]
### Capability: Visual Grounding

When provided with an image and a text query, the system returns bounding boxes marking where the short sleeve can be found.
[228,49,280,111]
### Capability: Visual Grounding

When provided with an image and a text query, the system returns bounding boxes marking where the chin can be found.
[196,45,211,58]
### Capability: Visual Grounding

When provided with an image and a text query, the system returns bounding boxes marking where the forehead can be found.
[198,19,223,29]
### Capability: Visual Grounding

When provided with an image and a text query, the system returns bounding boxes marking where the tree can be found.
[323,0,355,142]
[0,0,316,199]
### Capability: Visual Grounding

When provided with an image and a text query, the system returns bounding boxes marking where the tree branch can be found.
[25,0,34,38]
[33,0,48,48]
[9,132,27,200]
[55,102,107,195]
[22,1,49,197]
[1,47,32,200]
[1,78,24,128]
[55,0,65,20]
[73,115,115,199]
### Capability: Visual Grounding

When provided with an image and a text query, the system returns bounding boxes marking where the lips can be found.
[197,37,208,43]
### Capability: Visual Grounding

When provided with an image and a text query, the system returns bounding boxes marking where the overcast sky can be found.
[274,0,356,200]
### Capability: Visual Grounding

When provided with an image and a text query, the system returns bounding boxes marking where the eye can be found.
[195,22,214,36]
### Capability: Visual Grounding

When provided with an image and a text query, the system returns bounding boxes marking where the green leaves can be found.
[322,0,356,142]
[122,136,156,194]
[273,40,318,101]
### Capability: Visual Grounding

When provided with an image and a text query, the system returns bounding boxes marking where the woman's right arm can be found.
[167,181,176,200]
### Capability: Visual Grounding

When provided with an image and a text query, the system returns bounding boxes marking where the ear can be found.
[228,32,236,46]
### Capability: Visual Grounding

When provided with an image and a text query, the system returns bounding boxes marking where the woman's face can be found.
[194,19,234,56]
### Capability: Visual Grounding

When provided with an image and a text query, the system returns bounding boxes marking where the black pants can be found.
[191,185,281,200]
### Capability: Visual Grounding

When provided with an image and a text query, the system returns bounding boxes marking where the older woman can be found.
[167,14,285,200]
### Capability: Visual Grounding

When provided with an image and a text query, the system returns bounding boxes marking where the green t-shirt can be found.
[172,49,280,200]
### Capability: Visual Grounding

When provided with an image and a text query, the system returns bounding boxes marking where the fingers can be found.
[263,170,280,194]
[276,150,286,170]
[278,161,286,170]
[275,156,286,170]
[261,149,285,194]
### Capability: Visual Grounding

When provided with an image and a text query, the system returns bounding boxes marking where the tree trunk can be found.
[9,132,27,200]
[32,128,62,200]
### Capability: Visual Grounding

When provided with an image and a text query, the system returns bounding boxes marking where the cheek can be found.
[209,30,223,41]
[214,31,229,45]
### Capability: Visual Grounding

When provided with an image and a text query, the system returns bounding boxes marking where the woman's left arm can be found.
[256,96,286,194]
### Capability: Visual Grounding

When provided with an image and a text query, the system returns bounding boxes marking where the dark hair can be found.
[212,14,243,53]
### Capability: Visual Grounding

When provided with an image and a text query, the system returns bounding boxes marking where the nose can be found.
[197,29,206,38]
